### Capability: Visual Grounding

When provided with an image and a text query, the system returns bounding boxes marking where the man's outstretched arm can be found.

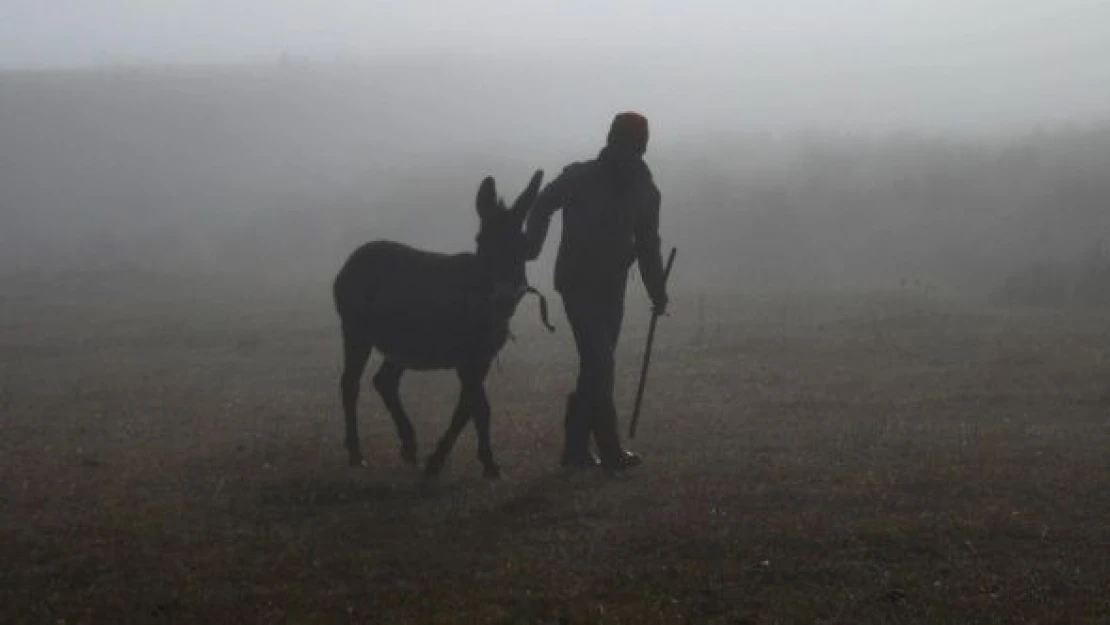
[635,184,668,313]
[524,167,574,261]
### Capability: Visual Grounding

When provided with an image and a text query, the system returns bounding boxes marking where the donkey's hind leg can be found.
[373,359,418,465]
[340,323,372,467]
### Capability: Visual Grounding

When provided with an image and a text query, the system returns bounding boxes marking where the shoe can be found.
[589,398,640,472]
[601,449,642,472]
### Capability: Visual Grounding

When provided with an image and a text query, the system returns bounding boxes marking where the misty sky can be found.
[2,1,1110,131]
[4,1,1108,68]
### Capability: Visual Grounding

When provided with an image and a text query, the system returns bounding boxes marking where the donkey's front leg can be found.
[425,390,472,478]
[455,361,498,479]
[468,379,499,479]
[425,363,497,479]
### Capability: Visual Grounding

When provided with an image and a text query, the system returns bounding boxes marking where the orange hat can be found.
[607,111,649,154]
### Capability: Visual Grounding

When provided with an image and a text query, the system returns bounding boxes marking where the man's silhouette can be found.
[525,112,669,471]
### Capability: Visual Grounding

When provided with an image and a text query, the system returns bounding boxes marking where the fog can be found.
[2,1,1110,300]
[7,9,1110,619]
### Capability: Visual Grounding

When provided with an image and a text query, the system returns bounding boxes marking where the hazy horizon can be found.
[3,2,1110,297]
[4,1,1110,133]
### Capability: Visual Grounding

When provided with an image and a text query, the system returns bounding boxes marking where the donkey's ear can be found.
[476,176,498,220]
[510,169,544,221]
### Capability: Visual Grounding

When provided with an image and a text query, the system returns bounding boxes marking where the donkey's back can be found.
[333,240,474,319]
[333,240,483,371]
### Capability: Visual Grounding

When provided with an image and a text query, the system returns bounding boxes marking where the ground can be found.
[2,273,1109,624]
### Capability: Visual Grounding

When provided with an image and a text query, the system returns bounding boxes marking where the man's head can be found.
[606,112,649,156]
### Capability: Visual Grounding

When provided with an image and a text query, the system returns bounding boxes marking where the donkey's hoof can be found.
[482,464,502,480]
[424,454,445,477]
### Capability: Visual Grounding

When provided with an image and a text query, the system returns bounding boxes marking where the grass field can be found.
[2,273,1109,624]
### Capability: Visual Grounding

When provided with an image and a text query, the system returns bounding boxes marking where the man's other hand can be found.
[652,297,669,317]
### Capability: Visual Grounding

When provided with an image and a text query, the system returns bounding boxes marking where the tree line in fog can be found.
[2,63,1107,303]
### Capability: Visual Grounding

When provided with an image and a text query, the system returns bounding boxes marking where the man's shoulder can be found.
[555,155,659,197]
[545,160,600,197]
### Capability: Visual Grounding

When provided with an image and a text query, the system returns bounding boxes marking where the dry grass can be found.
[2,275,1109,624]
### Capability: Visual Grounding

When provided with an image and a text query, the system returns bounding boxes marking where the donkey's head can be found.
[474,169,544,315]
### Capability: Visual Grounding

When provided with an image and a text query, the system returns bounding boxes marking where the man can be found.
[524,112,669,472]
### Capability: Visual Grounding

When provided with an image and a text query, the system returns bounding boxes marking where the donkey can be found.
[332,170,551,479]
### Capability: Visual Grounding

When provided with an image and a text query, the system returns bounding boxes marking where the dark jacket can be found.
[524,146,667,304]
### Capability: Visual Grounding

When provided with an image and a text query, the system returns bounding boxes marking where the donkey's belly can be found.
[376,340,467,371]
[369,313,508,371]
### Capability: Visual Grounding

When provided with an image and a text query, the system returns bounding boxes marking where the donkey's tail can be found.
[332,268,351,318]
[333,240,409,322]
[332,252,373,321]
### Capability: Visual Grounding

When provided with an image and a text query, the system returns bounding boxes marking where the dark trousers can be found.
[560,281,628,463]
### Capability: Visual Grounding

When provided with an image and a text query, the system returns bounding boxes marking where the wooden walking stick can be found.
[628,246,677,439]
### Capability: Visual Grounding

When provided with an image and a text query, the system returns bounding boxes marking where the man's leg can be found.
[587,283,642,471]
[560,391,597,468]
[560,293,600,468]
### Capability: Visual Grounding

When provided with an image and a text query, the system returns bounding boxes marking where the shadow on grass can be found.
[255,463,621,519]
[256,471,488,509]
